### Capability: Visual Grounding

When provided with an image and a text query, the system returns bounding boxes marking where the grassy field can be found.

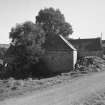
[0,71,85,101]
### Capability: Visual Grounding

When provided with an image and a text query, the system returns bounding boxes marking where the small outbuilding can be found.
[42,35,77,73]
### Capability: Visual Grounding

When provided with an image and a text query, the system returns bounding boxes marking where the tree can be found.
[36,7,73,37]
[4,21,45,78]
[0,47,7,59]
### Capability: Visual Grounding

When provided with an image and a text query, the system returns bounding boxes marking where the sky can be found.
[0,0,105,43]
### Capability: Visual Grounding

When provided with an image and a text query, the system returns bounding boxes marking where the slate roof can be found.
[68,37,102,51]
[44,34,76,51]
[59,35,76,51]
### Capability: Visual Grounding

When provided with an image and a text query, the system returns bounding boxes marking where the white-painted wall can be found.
[73,50,77,68]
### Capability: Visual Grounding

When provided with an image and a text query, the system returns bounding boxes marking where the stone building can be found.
[42,35,77,73]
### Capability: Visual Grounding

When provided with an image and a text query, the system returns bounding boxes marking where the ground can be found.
[0,71,105,105]
[0,56,105,105]
[0,71,86,101]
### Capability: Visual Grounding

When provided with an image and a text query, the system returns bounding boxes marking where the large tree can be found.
[36,7,73,37]
[4,21,45,78]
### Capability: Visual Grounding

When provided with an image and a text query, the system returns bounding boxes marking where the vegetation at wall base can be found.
[75,56,105,72]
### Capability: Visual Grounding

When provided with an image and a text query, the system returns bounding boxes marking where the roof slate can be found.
[44,34,76,51]
[68,37,102,51]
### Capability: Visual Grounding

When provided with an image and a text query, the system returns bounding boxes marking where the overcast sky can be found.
[0,0,105,43]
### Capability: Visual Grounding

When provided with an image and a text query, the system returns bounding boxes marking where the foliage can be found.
[3,21,45,78]
[36,7,73,37]
[2,8,73,78]
[0,47,7,59]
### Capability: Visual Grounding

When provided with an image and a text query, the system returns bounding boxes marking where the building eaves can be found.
[59,35,77,51]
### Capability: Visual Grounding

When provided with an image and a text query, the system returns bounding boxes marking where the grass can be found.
[0,70,103,102]
[0,71,87,101]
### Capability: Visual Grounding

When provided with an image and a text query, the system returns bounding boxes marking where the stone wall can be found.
[43,50,74,73]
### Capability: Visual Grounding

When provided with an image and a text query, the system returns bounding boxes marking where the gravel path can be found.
[0,71,105,105]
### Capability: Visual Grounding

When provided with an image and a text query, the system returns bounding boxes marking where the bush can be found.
[75,56,105,72]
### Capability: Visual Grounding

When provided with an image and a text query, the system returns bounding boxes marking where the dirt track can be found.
[0,71,105,105]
